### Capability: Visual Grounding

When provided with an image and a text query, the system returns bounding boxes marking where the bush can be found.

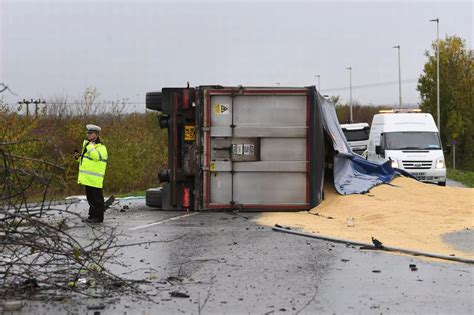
[0,103,167,196]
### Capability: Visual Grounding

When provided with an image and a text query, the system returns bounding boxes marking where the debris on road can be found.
[2,300,24,311]
[87,304,106,310]
[271,225,474,264]
[371,237,384,248]
[274,224,291,230]
[257,176,474,259]
[104,195,115,210]
[169,291,190,298]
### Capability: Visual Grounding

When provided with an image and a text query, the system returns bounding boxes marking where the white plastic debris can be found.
[2,300,23,311]
[116,196,145,201]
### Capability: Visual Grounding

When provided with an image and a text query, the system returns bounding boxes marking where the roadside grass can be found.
[114,189,147,198]
[1,110,167,196]
[447,168,474,188]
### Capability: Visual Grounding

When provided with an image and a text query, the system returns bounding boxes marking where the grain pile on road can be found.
[256,177,474,259]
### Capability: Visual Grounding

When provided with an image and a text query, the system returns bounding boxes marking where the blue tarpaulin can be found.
[318,94,404,195]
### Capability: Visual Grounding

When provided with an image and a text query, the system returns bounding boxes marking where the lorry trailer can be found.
[145,86,326,211]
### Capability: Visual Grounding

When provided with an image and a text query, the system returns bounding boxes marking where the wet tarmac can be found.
[9,199,474,314]
[446,179,467,188]
[443,230,474,253]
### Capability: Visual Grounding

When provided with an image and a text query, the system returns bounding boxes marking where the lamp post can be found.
[314,74,321,91]
[393,45,402,109]
[430,18,440,136]
[346,66,352,122]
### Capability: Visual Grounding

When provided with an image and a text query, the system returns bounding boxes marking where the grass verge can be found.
[447,168,474,188]
[114,189,147,198]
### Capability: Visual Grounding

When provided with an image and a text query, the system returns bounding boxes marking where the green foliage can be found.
[417,35,474,171]
[103,113,167,193]
[0,105,167,195]
[447,168,474,188]
[335,104,391,125]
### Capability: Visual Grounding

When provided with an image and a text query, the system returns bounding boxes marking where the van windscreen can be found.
[342,128,370,141]
[384,132,441,150]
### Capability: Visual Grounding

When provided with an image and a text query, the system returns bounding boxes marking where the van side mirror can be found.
[375,145,384,156]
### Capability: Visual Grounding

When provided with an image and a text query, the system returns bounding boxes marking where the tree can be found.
[417,35,474,171]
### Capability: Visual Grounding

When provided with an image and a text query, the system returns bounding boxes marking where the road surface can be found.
[16,198,473,315]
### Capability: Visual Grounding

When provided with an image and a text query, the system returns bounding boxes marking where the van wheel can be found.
[146,187,162,208]
[438,181,446,186]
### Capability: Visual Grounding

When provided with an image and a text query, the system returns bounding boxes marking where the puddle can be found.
[443,229,474,253]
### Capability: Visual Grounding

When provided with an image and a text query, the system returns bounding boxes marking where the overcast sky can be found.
[0,0,472,111]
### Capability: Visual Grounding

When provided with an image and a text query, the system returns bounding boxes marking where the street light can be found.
[430,18,440,136]
[346,66,352,122]
[314,74,321,91]
[393,45,402,109]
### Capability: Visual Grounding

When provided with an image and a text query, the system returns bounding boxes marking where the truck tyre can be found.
[438,181,446,187]
[146,187,162,208]
[146,92,163,112]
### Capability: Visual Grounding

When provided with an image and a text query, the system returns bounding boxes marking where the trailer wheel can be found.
[146,187,162,208]
[146,92,163,112]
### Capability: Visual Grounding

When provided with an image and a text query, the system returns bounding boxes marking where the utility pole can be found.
[393,45,402,109]
[346,66,352,122]
[18,99,45,118]
[314,74,321,91]
[18,99,31,117]
[430,18,440,136]
[32,99,46,119]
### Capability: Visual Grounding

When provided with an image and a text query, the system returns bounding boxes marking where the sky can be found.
[0,0,472,111]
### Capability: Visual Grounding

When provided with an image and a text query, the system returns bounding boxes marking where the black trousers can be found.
[85,185,105,221]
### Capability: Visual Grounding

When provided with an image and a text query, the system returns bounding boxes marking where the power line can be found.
[321,79,418,93]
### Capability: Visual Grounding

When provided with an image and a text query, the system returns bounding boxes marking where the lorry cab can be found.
[340,122,370,157]
[367,110,446,186]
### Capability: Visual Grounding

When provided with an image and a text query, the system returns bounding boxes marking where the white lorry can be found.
[367,111,446,186]
[340,122,370,156]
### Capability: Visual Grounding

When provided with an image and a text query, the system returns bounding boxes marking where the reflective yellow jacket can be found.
[77,140,108,188]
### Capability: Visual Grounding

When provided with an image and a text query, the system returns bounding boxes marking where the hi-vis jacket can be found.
[77,140,108,188]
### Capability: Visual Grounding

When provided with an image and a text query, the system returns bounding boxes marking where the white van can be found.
[367,111,446,186]
[340,122,370,156]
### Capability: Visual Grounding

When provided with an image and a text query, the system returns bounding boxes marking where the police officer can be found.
[75,124,108,223]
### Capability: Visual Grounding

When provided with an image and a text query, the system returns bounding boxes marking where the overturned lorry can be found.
[145,85,400,211]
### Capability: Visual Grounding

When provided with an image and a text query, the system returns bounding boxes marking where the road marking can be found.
[129,212,199,231]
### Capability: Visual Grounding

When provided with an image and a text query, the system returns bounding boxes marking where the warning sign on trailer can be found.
[184,125,195,141]
[214,103,229,115]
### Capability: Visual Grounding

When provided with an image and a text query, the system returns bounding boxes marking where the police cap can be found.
[86,124,101,133]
